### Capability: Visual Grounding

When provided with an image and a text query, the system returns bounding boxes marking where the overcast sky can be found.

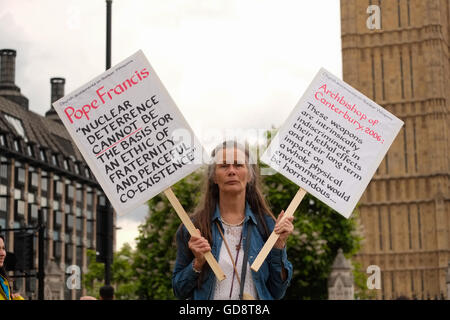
[0,0,342,249]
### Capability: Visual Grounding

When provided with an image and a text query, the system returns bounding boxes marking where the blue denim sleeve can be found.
[267,247,293,299]
[264,216,293,299]
[172,225,199,299]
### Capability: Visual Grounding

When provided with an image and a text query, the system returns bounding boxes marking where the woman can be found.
[172,141,294,300]
[0,235,24,300]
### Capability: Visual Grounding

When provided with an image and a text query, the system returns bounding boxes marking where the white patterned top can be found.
[212,223,258,300]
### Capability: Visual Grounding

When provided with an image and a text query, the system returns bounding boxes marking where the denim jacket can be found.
[172,203,293,300]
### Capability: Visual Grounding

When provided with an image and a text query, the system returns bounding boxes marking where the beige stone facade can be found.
[340,0,449,299]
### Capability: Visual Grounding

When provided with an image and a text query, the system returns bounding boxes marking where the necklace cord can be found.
[215,221,242,288]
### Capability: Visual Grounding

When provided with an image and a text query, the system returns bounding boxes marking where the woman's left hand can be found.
[273,210,294,249]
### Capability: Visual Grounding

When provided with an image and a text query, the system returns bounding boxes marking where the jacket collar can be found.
[0,274,10,300]
[212,201,258,226]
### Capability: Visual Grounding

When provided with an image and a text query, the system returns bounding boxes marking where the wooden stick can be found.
[164,187,226,281]
[250,187,307,272]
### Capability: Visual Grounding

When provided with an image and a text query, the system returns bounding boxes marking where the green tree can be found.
[352,260,377,300]
[261,167,364,299]
[132,171,204,299]
[83,243,138,299]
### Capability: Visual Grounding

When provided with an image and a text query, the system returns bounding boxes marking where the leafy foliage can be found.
[132,171,204,299]
[261,167,363,299]
[83,244,138,300]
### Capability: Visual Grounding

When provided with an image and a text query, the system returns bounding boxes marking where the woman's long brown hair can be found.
[190,141,276,282]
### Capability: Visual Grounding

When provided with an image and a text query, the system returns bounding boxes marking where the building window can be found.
[66,215,74,230]
[65,203,71,215]
[65,231,71,244]
[0,134,6,146]
[54,175,62,198]
[13,139,20,152]
[29,170,38,190]
[39,149,47,162]
[86,188,93,206]
[15,166,26,186]
[29,203,38,221]
[28,192,35,204]
[54,211,62,227]
[407,206,412,250]
[0,158,7,179]
[53,200,60,211]
[4,113,28,142]
[40,208,48,226]
[76,217,82,231]
[66,244,73,260]
[399,52,405,99]
[380,53,386,100]
[55,181,63,197]
[86,221,93,234]
[76,185,83,218]
[378,207,383,251]
[52,154,58,167]
[99,194,106,206]
[370,53,377,100]
[41,176,48,193]
[15,199,25,219]
[0,197,6,212]
[417,205,422,249]
[86,209,93,220]
[14,188,22,200]
[66,184,74,200]
[76,245,83,267]
[54,240,62,259]
[76,187,82,205]
[388,207,393,250]
[27,144,34,157]
[413,119,418,172]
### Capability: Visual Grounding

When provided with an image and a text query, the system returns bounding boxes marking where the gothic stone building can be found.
[0,49,115,299]
[340,0,449,299]
[328,249,355,300]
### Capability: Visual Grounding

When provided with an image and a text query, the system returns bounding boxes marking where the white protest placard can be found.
[251,68,404,272]
[261,68,404,218]
[52,50,207,217]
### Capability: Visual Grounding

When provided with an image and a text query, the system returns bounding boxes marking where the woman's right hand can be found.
[188,229,211,271]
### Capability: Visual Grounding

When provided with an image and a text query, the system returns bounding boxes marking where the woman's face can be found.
[0,237,6,268]
[214,147,250,195]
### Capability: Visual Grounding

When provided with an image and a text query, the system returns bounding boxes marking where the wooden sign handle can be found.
[164,187,226,281]
[250,187,307,272]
